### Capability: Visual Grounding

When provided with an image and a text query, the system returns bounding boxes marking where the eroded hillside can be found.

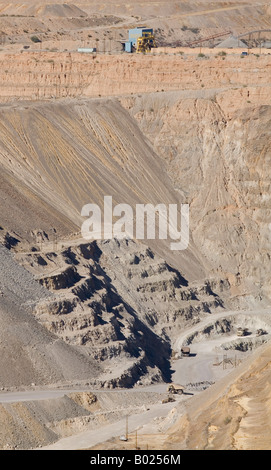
[123,92,271,304]
[0,96,225,393]
[0,53,270,101]
[164,339,271,450]
[0,88,270,397]
[0,0,271,451]
[0,98,206,279]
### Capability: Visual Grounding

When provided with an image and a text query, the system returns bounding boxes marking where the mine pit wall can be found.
[0,51,270,102]
[185,314,271,352]
[153,47,271,55]
[0,390,165,450]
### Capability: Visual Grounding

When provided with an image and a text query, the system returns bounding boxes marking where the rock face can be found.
[0,53,270,102]
[124,92,271,303]
[0,86,270,388]
[0,168,76,246]
[0,95,229,389]
[0,0,270,451]
[18,238,227,387]
[0,245,102,388]
[0,25,270,390]
[0,98,206,281]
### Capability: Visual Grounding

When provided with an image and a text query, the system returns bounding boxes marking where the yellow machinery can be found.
[167,384,184,395]
[136,31,156,53]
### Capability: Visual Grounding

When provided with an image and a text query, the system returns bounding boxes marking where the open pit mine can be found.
[0,0,271,452]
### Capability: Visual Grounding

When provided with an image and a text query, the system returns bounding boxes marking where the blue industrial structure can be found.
[125,41,132,53]
[125,27,155,53]
[129,28,154,46]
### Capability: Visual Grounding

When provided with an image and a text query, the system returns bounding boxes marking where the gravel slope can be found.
[0,245,101,388]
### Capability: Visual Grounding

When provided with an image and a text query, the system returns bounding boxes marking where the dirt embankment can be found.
[121,89,271,302]
[0,52,270,101]
[0,390,166,450]
[164,340,271,450]
[89,340,271,451]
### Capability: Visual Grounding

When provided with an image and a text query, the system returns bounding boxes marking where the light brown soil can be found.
[0,0,271,451]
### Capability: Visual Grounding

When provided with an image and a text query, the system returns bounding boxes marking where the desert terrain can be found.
[0,0,271,451]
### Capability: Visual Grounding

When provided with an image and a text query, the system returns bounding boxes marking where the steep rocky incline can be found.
[0,98,207,281]
[0,245,101,388]
[0,166,76,247]
[16,238,230,387]
[0,91,270,388]
[124,92,271,304]
[0,96,233,390]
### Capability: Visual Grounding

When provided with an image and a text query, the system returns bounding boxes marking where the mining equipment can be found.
[125,27,156,53]
[167,384,185,395]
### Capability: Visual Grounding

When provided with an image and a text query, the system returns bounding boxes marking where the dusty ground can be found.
[0,0,271,451]
[0,0,270,54]
[0,388,175,450]
[87,339,271,451]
